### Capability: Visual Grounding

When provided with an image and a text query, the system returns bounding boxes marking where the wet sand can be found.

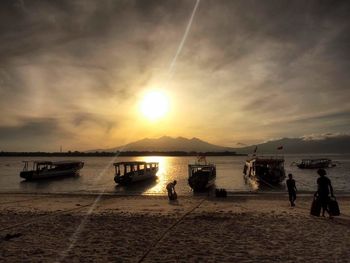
[1,193,350,262]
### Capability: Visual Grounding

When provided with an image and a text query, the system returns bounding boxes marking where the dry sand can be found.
[1,193,350,262]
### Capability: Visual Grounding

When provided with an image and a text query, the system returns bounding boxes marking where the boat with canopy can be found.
[20,160,84,180]
[188,156,216,192]
[113,161,159,185]
[243,157,286,185]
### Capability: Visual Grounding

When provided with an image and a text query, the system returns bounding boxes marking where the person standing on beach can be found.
[166,180,177,201]
[286,173,297,207]
[315,168,334,217]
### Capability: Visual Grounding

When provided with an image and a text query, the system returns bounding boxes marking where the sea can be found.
[0,154,349,195]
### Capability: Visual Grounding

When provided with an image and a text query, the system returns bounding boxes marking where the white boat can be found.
[295,158,336,169]
[20,160,84,180]
[113,161,159,185]
[243,157,285,185]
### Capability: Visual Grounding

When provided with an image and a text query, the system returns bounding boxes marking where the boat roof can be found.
[113,161,158,166]
[23,160,83,165]
[301,158,331,161]
[247,157,284,163]
[189,164,216,168]
[53,161,83,165]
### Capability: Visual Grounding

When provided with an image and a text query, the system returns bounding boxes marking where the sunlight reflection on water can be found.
[0,155,349,195]
[140,156,169,194]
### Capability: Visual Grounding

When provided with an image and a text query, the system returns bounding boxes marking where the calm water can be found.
[0,155,349,195]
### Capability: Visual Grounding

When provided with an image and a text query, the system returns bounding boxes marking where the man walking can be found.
[315,168,334,218]
[286,173,297,207]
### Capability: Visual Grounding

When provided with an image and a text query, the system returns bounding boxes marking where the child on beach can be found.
[286,173,297,207]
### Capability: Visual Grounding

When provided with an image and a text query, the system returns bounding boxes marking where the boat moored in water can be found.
[243,157,286,185]
[20,160,84,180]
[113,161,159,185]
[295,158,336,169]
[188,157,216,192]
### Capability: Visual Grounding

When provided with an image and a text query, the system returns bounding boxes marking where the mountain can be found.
[89,135,350,154]
[235,135,350,154]
[90,136,236,153]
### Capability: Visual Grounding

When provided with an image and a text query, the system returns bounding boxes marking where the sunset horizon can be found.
[1,0,349,152]
[1,1,350,262]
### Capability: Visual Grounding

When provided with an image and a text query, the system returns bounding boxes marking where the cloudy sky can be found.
[0,0,349,151]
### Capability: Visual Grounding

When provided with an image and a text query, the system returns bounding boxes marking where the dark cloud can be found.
[71,112,116,134]
[0,118,58,139]
[0,118,71,151]
[0,0,349,149]
[302,132,350,141]
[265,110,350,129]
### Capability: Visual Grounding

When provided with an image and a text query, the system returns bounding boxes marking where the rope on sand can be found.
[0,203,93,233]
[137,198,206,263]
[0,196,43,206]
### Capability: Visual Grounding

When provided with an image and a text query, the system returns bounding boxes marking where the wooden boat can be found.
[188,158,216,192]
[295,158,336,169]
[20,160,84,180]
[243,157,286,185]
[113,161,158,185]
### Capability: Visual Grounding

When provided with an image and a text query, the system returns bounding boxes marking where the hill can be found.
[89,134,350,154]
[90,136,236,153]
[235,135,350,154]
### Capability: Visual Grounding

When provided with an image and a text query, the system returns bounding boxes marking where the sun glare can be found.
[140,91,169,121]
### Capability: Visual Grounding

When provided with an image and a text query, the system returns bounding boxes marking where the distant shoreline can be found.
[0,151,246,157]
[1,191,350,197]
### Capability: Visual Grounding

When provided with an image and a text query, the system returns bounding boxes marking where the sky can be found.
[0,0,349,151]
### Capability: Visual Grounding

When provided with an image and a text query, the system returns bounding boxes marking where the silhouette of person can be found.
[286,173,297,207]
[166,180,177,201]
[315,168,334,217]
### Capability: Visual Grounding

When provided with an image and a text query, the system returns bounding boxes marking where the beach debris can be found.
[3,233,22,241]
[32,248,44,255]
[215,188,227,198]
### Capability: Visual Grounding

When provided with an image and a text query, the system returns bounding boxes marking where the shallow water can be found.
[0,155,349,195]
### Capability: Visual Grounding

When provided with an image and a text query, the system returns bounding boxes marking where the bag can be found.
[329,197,340,216]
[310,196,321,217]
[169,192,177,201]
[215,188,227,198]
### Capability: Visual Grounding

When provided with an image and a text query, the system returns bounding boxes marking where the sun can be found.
[140,91,169,121]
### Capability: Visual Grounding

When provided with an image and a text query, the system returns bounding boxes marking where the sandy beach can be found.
[1,193,350,263]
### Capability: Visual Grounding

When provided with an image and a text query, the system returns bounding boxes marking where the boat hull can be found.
[20,167,82,180]
[297,164,335,169]
[245,171,286,185]
[188,172,216,192]
[114,170,158,185]
[296,158,336,169]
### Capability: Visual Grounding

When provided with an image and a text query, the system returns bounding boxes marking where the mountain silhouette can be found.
[89,135,350,154]
[90,136,236,152]
[235,135,350,154]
